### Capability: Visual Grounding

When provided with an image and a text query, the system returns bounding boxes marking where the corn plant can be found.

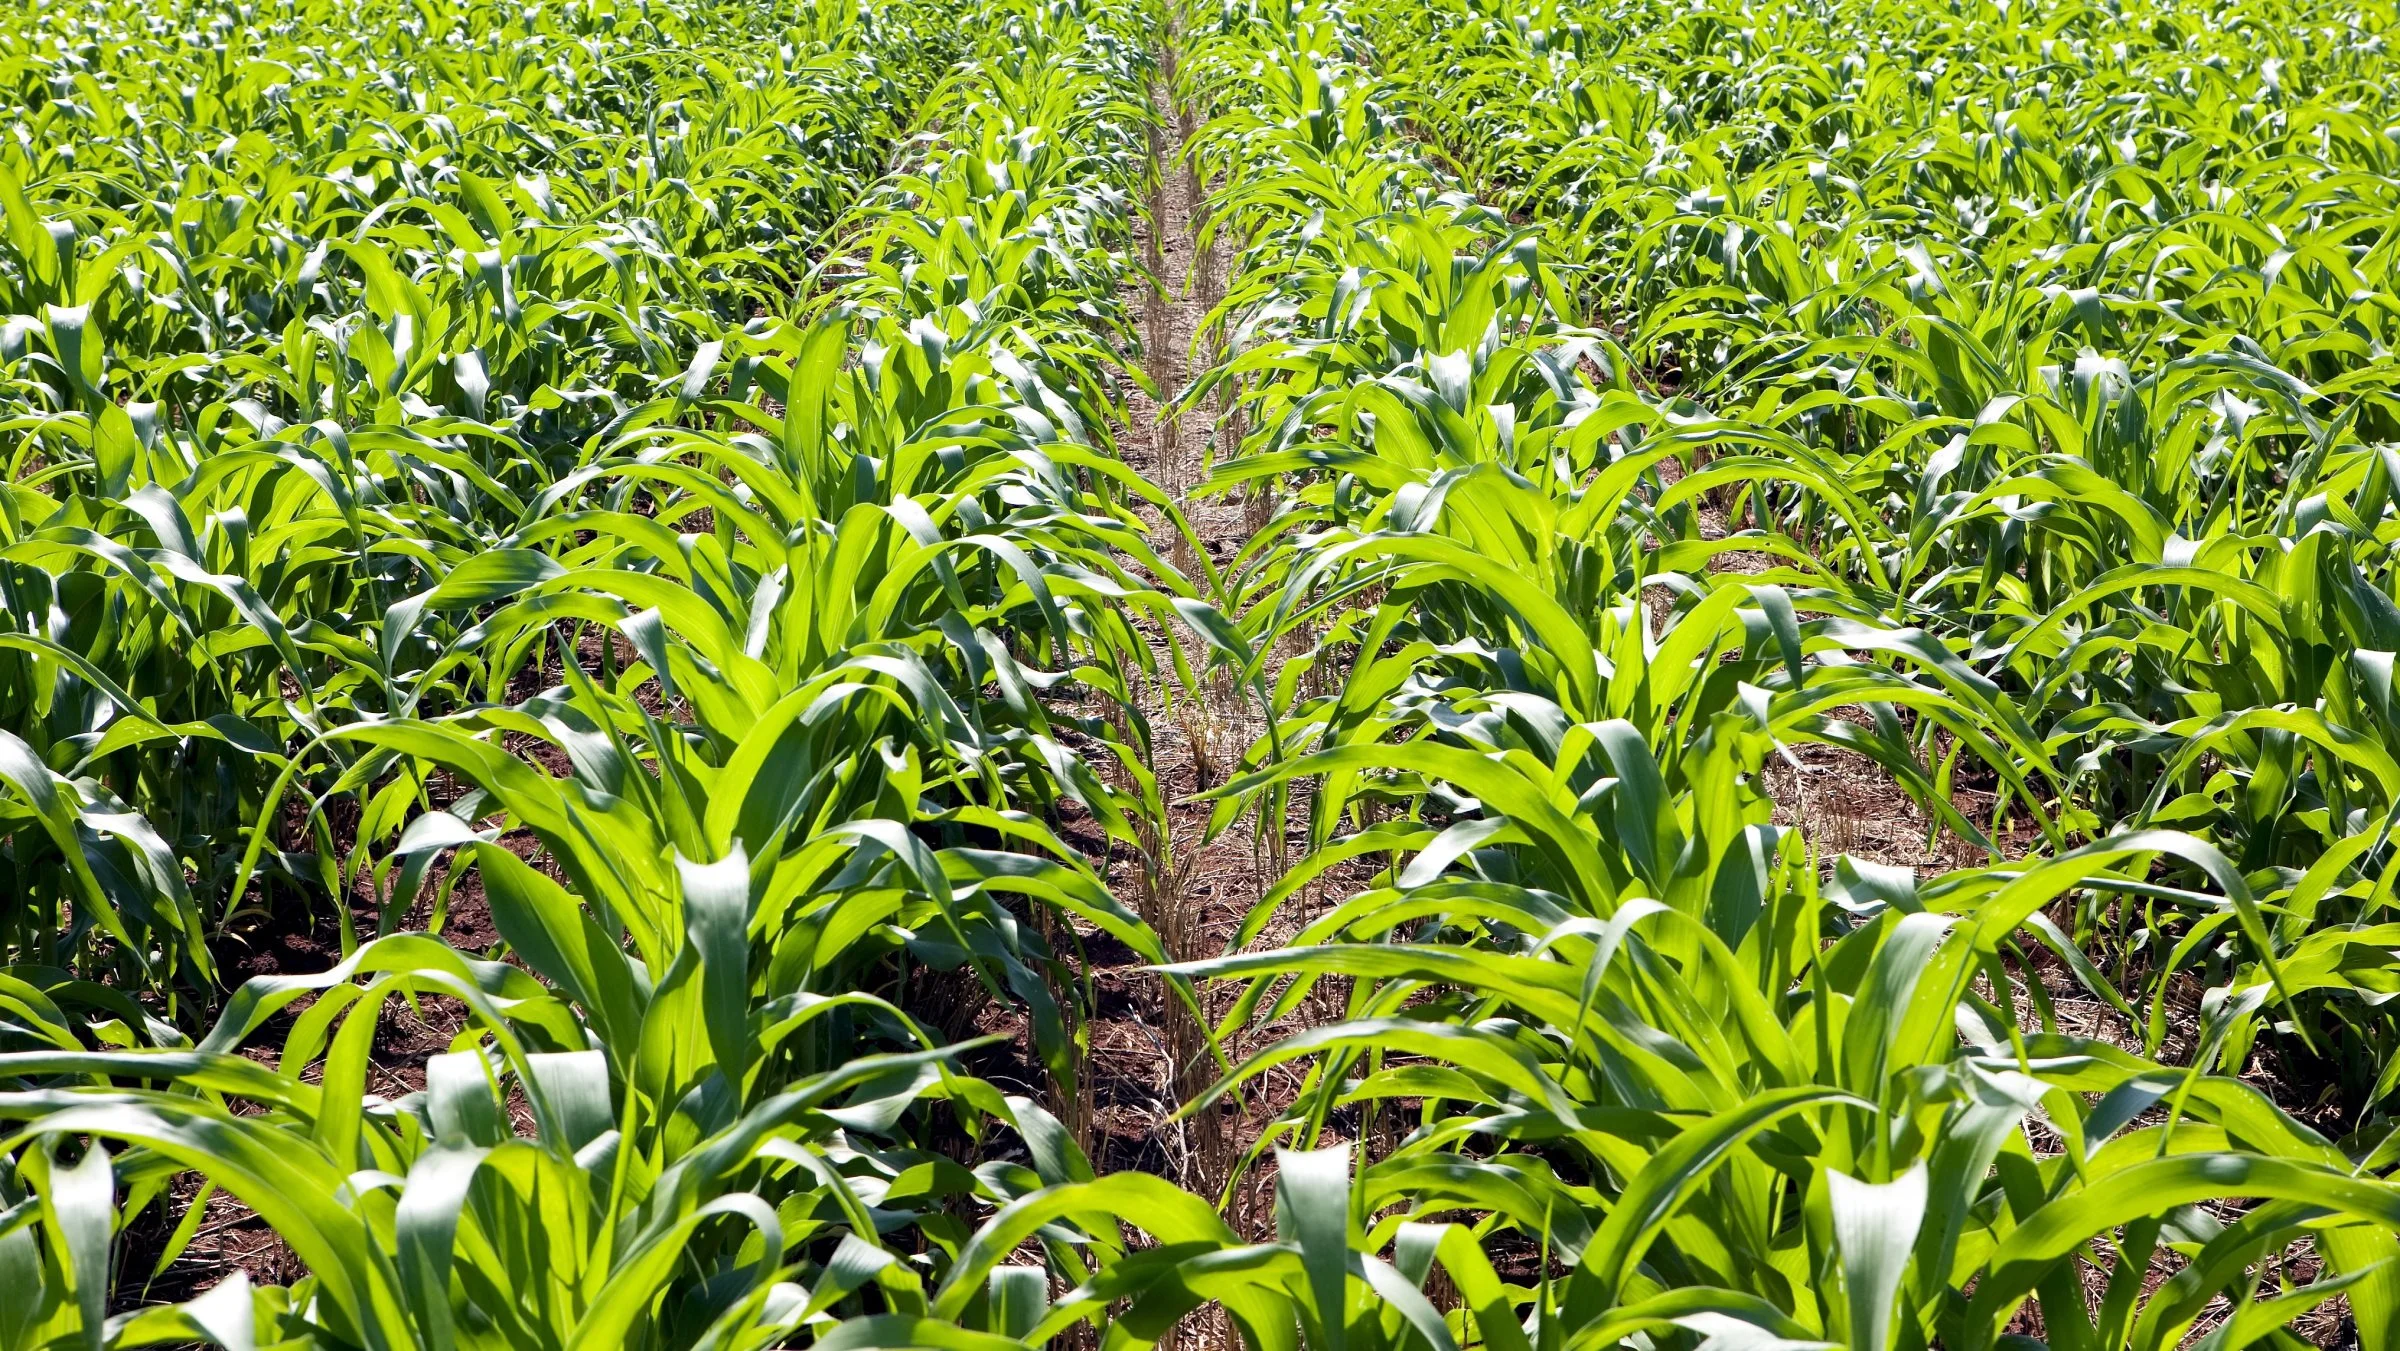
[11,0,2400,1343]
[1159,0,2400,1346]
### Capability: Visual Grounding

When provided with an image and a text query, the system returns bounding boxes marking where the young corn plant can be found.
[1162,1,2400,1348]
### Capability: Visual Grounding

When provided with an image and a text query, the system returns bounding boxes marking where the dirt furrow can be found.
[1074,25,1363,1268]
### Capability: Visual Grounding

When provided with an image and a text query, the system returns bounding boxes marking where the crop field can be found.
[4,0,2400,1344]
